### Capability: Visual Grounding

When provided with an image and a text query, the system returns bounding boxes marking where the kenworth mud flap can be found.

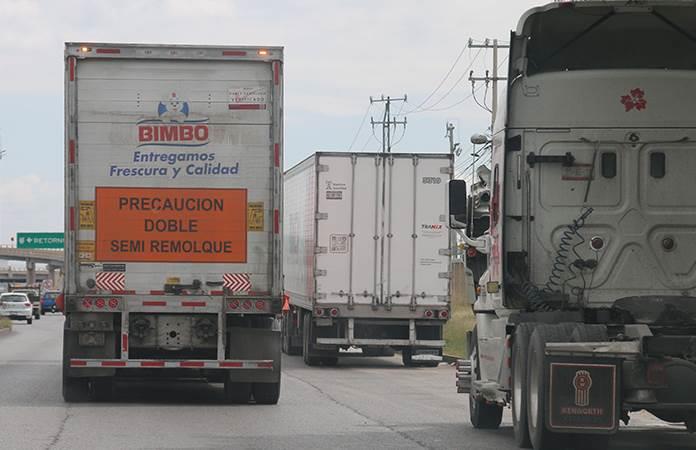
[546,356,621,434]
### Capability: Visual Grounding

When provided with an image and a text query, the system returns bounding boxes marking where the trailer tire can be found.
[570,324,608,343]
[63,376,89,402]
[401,348,414,367]
[527,325,569,450]
[284,313,302,356]
[469,390,503,429]
[512,323,536,448]
[468,326,503,429]
[253,381,280,405]
[89,378,114,402]
[224,380,252,404]
[302,315,320,366]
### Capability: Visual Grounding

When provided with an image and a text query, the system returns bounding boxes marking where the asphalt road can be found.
[0,315,694,450]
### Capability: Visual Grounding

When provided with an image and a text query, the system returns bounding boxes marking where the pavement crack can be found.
[284,372,434,449]
[46,407,71,450]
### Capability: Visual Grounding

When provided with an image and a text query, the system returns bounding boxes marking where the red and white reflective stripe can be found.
[68,57,75,81]
[70,359,274,369]
[223,273,251,292]
[274,143,280,167]
[69,207,75,231]
[222,50,247,56]
[228,103,266,110]
[95,48,120,54]
[69,140,76,164]
[273,60,280,85]
[140,300,208,307]
[95,272,125,291]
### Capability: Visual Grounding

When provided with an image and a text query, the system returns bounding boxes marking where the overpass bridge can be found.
[0,246,63,285]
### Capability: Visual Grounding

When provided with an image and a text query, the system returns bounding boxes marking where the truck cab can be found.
[458,2,696,449]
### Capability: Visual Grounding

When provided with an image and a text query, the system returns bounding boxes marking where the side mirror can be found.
[449,179,467,229]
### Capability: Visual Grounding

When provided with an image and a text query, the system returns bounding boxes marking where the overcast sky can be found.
[0,0,542,246]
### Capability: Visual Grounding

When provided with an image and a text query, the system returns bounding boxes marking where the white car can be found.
[0,293,33,324]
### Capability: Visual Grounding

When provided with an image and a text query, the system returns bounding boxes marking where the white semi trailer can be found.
[283,152,454,366]
[62,43,284,404]
[456,2,696,449]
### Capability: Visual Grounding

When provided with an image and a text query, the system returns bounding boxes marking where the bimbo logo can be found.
[137,92,210,147]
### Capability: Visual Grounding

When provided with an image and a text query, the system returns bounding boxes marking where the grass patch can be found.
[444,262,477,358]
[444,306,475,358]
[0,317,11,331]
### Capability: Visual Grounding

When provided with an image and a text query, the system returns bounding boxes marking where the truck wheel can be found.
[89,378,114,402]
[63,376,89,402]
[512,323,535,448]
[469,325,503,429]
[27,318,33,325]
[302,316,320,366]
[402,348,414,367]
[469,391,503,429]
[253,382,280,405]
[320,356,338,366]
[224,380,251,404]
[282,314,301,356]
[527,325,568,450]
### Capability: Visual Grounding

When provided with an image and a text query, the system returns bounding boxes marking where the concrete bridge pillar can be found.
[47,264,63,289]
[26,260,36,284]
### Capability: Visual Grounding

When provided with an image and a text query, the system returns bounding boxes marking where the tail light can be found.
[255,300,265,311]
[438,310,449,319]
[82,298,93,308]
[95,298,106,309]
[466,247,478,258]
[25,303,31,307]
[108,298,119,309]
[315,307,325,317]
[424,309,434,318]
[242,300,252,310]
[229,299,240,310]
[329,308,339,317]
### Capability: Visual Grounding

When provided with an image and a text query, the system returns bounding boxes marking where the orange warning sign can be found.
[95,187,247,263]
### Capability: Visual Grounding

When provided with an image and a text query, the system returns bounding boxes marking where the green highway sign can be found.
[16,232,64,249]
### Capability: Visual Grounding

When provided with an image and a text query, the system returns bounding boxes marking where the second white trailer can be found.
[283,152,453,366]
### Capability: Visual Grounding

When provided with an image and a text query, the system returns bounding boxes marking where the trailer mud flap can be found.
[546,357,620,434]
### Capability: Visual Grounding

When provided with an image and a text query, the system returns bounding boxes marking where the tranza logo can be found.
[137,92,210,147]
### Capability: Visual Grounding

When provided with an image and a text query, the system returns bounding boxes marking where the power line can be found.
[409,82,485,114]
[402,47,484,114]
[405,44,469,113]
[347,103,373,151]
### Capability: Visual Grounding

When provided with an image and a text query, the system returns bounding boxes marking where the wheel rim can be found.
[529,346,540,430]
[513,353,523,421]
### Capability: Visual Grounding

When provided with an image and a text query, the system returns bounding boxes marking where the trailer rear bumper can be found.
[314,317,445,347]
[69,359,274,369]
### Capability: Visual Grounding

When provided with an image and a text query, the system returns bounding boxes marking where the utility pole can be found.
[468,38,510,129]
[445,123,460,156]
[370,95,407,153]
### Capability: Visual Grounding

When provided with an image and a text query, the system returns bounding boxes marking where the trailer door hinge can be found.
[315,293,327,300]
[316,212,328,220]
[315,269,327,277]
[316,164,329,172]
[315,246,328,254]
[439,214,447,222]
[439,248,452,256]
[440,166,453,174]
[438,272,451,279]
